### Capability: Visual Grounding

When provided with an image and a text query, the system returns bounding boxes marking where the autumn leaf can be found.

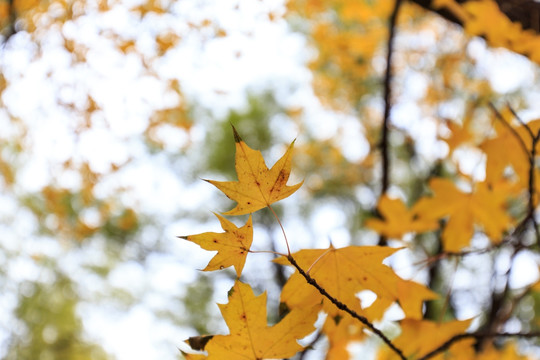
[378,318,472,360]
[477,342,535,360]
[438,112,475,154]
[413,178,513,251]
[397,279,438,319]
[275,246,435,321]
[181,350,207,360]
[481,119,540,190]
[191,281,319,360]
[206,126,303,215]
[366,195,439,239]
[180,213,253,277]
[323,315,366,360]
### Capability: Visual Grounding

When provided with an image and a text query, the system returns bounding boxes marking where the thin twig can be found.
[504,104,540,243]
[297,331,322,360]
[488,102,531,163]
[528,130,540,244]
[268,204,291,255]
[506,102,534,140]
[286,255,407,360]
[418,331,540,360]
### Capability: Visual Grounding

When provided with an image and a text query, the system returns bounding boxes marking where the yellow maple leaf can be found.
[481,118,540,191]
[366,195,439,239]
[397,279,438,319]
[206,126,303,215]
[181,351,207,360]
[323,315,365,360]
[276,246,400,317]
[439,110,476,154]
[198,281,319,360]
[477,342,535,360]
[378,319,472,360]
[275,246,435,321]
[413,178,513,251]
[180,213,253,277]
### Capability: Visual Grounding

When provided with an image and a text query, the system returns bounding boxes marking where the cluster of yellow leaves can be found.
[294,139,372,195]
[22,161,139,242]
[287,0,392,111]
[182,125,540,359]
[435,0,540,63]
[378,320,535,360]
[365,109,540,251]
[367,167,517,252]
[182,128,451,359]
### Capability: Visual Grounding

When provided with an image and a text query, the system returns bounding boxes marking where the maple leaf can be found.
[413,178,513,252]
[480,119,540,191]
[275,246,435,321]
[180,213,253,277]
[378,319,472,360]
[181,351,207,360]
[396,279,438,319]
[477,342,535,360]
[206,126,302,215]
[439,116,475,154]
[365,195,439,239]
[323,315,365,360]
[196,281,319,360]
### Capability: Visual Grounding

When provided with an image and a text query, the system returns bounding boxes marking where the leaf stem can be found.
[248,249,287,257]
[268,204,291,255]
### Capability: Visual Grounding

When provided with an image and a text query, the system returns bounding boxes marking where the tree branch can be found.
[379,0,403,246]
[381,0,403,196]
[286,254,407,360]
[409,0,540,34]
[418,331,540,360]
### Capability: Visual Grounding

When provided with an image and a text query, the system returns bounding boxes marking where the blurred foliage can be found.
[6,271,111,360]
[181,275,214,335]
[205,93,277,177]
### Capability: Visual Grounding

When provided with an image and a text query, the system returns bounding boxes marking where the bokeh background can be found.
[1,0,540,359]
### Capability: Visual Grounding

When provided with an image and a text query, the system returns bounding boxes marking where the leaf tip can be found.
[185,335,214,351]
[230,124,242,143]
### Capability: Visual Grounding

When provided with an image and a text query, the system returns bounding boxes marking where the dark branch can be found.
[410,0,540,34]
[381,0,403,195]
[378,0,403,246]
[418,331,540,360]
